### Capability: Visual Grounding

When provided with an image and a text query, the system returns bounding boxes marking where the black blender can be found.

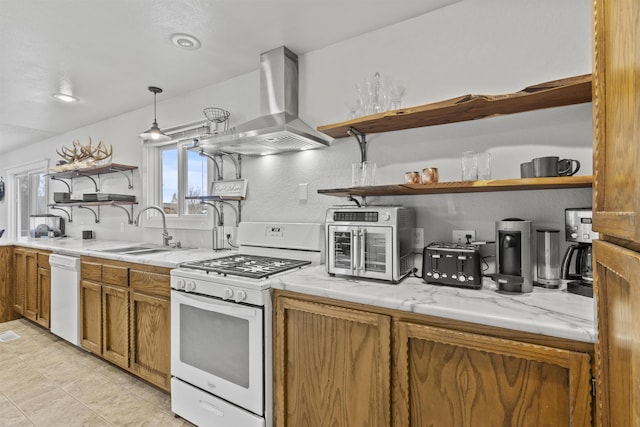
[561,208,598,297]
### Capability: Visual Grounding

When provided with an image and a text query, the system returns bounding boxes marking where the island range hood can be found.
[194,46,332,156]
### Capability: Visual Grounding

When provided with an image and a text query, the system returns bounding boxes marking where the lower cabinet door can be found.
[593,240,640,427]
[393,321,592,427]
[102,284,130,369]
[80,279,102,354]
[35,266,50,329]
[22,250,38,322]
[274,295,391,427]
[130,290,170,391]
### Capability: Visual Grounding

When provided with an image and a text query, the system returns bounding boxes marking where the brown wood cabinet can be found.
[393,322,591,427]
[129,269,171,391]
[80,258,130,369]
[592,0,640,425]
[13,247,50,328]
[593,241,640,426]
[0,246,18,323]
[80,256,171,391]
[274,291,594,427]
[274,295,391,426]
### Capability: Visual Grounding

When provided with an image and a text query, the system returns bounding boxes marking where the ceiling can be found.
[0,0,459,155]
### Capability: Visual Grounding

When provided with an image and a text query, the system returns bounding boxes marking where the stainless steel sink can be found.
[96,245,173,255]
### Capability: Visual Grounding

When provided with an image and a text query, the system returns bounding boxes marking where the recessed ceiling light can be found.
[170,33,201,50]
[52,93,79,103]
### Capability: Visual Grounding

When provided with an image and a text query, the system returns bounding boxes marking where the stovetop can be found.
[179,254,311,279]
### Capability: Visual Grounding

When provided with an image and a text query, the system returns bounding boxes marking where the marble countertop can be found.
[2,238,231,268]
[273,266,596,343]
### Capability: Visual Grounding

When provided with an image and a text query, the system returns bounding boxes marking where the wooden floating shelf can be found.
[47,163,138,179]
[317,176,593,197]
[185,196,245,202]
[50,201,138,207]
[318,74,592,139]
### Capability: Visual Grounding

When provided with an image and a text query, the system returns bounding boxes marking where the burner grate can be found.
[180,254,311,279]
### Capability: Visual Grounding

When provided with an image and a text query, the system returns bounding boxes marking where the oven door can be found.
[171,290,264,415]
[328,225,394,281]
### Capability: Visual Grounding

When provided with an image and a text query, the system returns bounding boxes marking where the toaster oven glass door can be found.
[328,225,394,280]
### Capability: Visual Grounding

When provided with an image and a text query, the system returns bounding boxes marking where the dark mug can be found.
[532,156,580,177]
[558,158,580,176]
[520,161,534,178]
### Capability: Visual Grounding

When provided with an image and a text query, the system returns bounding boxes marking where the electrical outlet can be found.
[223,226,236,243]
[452,229,476,244]
[412,228,424,250]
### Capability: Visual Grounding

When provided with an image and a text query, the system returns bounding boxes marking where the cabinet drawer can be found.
[102,264,129,287]
[81,261,102,282]
[37,252,50,269]
[130,270,170,297]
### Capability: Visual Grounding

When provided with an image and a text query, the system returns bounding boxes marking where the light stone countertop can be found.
[272,265,596,344]
[2,238,232,268]
[3,239,596,343]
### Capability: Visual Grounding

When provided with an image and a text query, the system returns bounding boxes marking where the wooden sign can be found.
[209,179,248,199]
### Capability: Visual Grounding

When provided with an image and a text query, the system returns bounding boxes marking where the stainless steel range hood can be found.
[195,46,332,156]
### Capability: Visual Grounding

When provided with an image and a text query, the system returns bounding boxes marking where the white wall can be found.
[0,0,593,256]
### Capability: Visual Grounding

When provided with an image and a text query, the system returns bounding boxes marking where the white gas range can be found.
[170,222,323,427]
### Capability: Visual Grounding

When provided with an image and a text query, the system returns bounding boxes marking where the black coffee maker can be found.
[561,208,598,297]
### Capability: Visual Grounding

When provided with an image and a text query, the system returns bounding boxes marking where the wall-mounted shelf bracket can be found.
[50,176,71,193]
[77,205,100,223]
[198,150,242,180]
[111,168,135,189]
[347,127,367,163]
[111,203,135,224]
[49,205,72,223]
[77,173,100,192]
[347,195,366,208]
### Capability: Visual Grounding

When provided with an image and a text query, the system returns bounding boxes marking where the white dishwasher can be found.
[49,253,81,346]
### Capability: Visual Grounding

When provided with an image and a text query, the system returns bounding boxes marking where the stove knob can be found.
[458,275,466,283]
[185,281,197,292]
[235,290,247,302]
[432,272,440,280]
[224,288,234,300]
[381,212,391,221]
[175,279,186,290]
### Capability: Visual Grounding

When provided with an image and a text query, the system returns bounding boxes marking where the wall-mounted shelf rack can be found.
[317,176,593,197]
[316,74,593,197]
[47,163,138,192]
[317,74,592,139]
[49,201,138,224]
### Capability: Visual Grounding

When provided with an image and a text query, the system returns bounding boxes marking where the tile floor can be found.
[0,318,193,426]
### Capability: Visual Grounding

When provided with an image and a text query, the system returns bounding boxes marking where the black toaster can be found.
[422,242,483,289]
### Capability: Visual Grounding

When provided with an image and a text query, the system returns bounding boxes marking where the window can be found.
[7,159,49,240]
[144,133,212,227]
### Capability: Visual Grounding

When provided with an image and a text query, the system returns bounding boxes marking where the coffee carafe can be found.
[562,208,598,297]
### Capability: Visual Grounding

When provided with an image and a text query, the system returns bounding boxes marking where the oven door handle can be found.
[352,229,359,273]
[172,291,257,318]
[359,228,366,272]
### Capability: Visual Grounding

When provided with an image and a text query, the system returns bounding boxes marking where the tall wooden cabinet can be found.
[274,291,594,427]
[592,0,640,425]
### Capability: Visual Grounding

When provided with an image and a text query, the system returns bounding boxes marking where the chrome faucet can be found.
[134,205,174,247]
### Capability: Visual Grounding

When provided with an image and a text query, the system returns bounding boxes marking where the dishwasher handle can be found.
[49,254,80,270]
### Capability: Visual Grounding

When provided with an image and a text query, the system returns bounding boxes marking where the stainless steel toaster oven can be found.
[326,206,414,283]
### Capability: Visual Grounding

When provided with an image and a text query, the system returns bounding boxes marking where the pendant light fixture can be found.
[139,86,170,141]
